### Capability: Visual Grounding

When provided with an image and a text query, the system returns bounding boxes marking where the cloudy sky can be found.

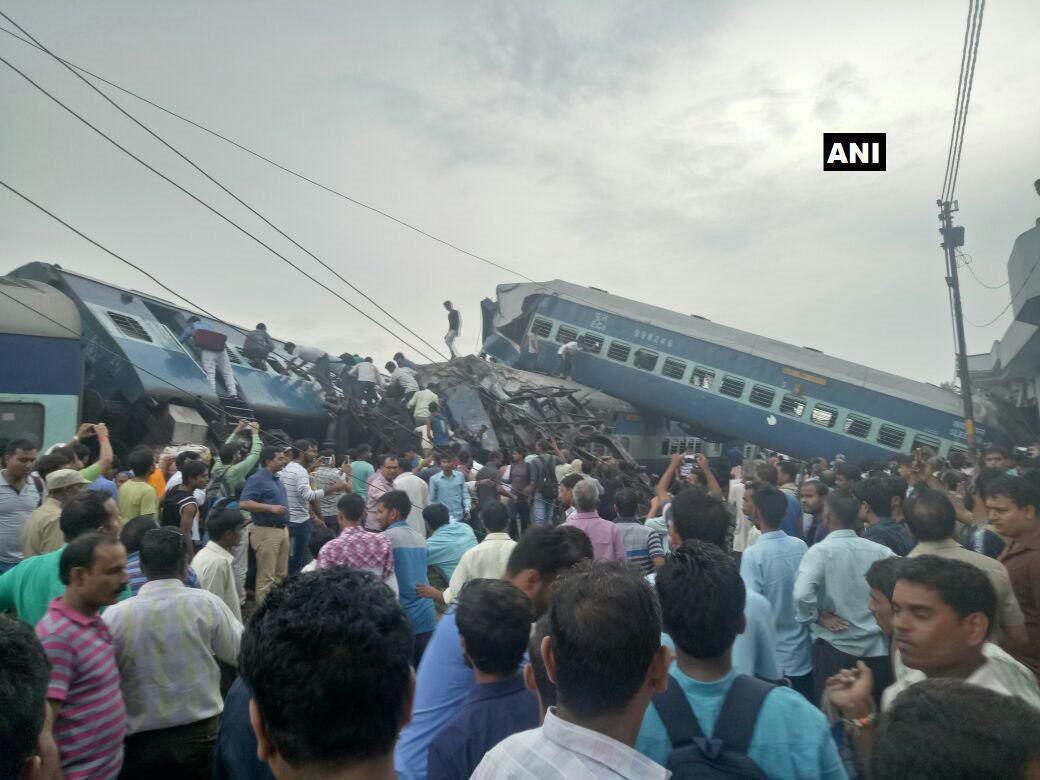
[2,1,1039,384]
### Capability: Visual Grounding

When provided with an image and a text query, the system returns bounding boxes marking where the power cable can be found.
[0,20,610,314]
[957,250,1007,290]
[940,0,975,202]
[946,0,985,202]
[0,9,448,363]
[0,53,443,366]
[963,254,1039,328]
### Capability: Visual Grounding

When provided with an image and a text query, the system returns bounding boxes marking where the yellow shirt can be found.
[119,480,159,523]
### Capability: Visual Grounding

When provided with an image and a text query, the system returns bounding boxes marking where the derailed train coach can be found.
[480,280,1023,464]
[2,262,333,457]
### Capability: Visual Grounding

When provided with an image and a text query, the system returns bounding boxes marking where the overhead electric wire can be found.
[0,53,446,367]
[0,9,448,363]
[0,20,609,314]
[940,1,975,202]
[958,250,1007,290]
[946,0,985,203]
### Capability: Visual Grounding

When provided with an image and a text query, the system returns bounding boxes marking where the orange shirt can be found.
[147,468,167,498]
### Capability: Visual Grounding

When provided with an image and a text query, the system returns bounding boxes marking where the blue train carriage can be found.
[9,263,328,449]
[481,280,1016,464]
[0,275,82,450]
[134,292,331,441]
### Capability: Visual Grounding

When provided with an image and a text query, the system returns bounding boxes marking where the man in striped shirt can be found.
[35,532,130,780]
[613,488,665,576]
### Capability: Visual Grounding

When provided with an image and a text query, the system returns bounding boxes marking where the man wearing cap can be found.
[21,470,89,558]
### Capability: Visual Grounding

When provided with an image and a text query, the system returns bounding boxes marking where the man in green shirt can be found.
[0,490,126,625]
[54,422,113,483]
[348,445,375,501]
[119,449,159,521]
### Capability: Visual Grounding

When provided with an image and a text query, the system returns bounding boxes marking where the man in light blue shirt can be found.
[423,503,476,581]
[664,488,778,680]
[378,490,436,665]
[636,540,847,779]
[429,455,471,522]
[740,484,813,700]
[794,489,894,704]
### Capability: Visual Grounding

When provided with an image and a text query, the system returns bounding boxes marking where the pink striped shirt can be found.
[36,597,126,780]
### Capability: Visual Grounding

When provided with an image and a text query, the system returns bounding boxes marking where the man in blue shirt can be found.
[740,484,813,700]
[429,454,470,523]
[666,489,778,680]
[423,503,476,582]
[756,463,803,539]
[238,446,290,605]
[427,579,539,780]
[427,403,453,450]
[636,541,847,779]
[794,489,894,704]
[394,525,593,779]
[378,490,436,664]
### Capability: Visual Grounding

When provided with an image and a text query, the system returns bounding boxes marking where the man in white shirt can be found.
[103,528,242,777]
[190,509,244,621]
[393,469,429,538]
[279,440,349,575]
[827,554,1040,742]
[473,562,670,779]
[556,340,579,379]
[386,361,419,401]
[283,342,335,396]
[348,357,381,406]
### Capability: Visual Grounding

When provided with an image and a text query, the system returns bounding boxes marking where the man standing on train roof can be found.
[348,357,381,407]
[444,300,461,359]
[241,323,275,367]
[283,342,335,397]
[181,316,237,398]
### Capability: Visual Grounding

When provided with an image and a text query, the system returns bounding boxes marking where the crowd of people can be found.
[4,407,1040,778]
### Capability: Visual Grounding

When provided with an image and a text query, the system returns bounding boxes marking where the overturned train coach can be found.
[480,280,1025,464]
[1,262,334,457]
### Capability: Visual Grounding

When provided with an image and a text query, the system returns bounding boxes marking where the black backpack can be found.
[652,674,774,779]
[537,454,558,500]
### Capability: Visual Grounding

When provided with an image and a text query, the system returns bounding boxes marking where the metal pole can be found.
[938,199,977,461]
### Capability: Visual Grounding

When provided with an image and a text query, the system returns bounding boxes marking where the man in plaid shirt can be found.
[316,493,396,594]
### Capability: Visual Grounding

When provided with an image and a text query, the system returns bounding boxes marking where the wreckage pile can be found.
[336,356,655,504]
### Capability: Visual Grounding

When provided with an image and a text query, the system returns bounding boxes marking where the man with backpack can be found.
[527,441,558,528]
[635,540,846,779]
[182,315,237,397]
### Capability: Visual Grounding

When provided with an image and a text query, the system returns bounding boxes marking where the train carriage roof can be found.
[0,276,81,339]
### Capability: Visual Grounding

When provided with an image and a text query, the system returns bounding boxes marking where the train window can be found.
[225,347,242,365]
[691,367,715,390]
[661,439,671,456]
[810,403,838,428]
[911,433,941,454]
[670,439,683,454]
[634,349,659,372]
[607,342,631,362]
[948,445,967,460]
[719,376,746,398]
[661,358,686,380]
[749,385,776,408]
[531,319,552,338]
[107,312,152,342]
[877,424,906,450]
[555,325,579,344]
[0,402,44,446]
[844,412,872,439]
[780,394,805,417]
[579,333,603,353]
